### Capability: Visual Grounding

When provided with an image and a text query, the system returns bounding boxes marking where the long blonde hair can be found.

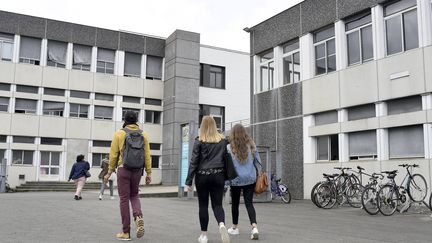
[199,116,224,143]
[229,124,255,163]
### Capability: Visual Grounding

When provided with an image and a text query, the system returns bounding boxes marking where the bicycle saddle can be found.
[357,166,365,171]
[323,173,337,178]
[381,170,398,174]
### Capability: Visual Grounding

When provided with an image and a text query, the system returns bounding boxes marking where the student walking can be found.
[104,110,152,241]
[98,155,115,200]
[226,124,260,240]
[185,116,230,243]
[68,154,90,200]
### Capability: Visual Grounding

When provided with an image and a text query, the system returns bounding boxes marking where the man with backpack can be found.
[104,110,152,241]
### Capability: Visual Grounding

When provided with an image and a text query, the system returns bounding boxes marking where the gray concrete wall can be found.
[162,30,200,185]
[0,10,164,56]
[65,139,89,179]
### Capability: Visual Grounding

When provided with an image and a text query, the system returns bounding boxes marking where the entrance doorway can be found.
[39,151,61,181]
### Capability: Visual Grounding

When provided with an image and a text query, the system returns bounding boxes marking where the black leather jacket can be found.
[185,138,228,186]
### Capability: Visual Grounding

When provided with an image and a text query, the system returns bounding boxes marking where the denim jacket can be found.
[227,144,260,186]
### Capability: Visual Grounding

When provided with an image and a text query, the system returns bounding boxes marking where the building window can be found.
[47,40,67,68]
[15,98,37,114]
[145,98,162,106]
[145,110,161,124]
[72,44,91,71]
[13,136,35,144]
[93,140,111,147]
[123,96,141,104]
[257,50,274,92]
[95,93,114,101]
[40,151,60,175]
[92,153,108,167]
[348,104,375,121]
[146,55,163,80]
[0,33,14,61]
[44,88,65,97]
[124,52,142,77]
[345,11,373,65]
[387,96,422,115]
[0,83,11,91]
[316,135,339,161]
[94,106,113,120]
[40,137,62,145]
[200,64,225,89]
[70,90,90,99]
[151,155,160,168]
[314,110,338,126]
[0,135,6,143]
[12,150,33,165]
[19,36,41,65]
[97,48,115,74]
[0,149,4,160]
[16,85,38,94]
[385,0,418,55]
[122,108,140,121]
[282,40,300,85]
[199,104,225,130]
[69,103,89,118]
[43,101,64,116]
[314,25,336,75]
[0,97,9,112]
[150,143,161,150]
[349,130,377,160]
[389,125,424,158]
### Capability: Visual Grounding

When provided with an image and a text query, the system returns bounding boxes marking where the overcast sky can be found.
[1,0,303,52]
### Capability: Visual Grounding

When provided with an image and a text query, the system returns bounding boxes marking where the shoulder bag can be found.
[253,153,268,194]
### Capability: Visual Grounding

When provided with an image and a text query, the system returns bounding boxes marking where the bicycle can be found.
[361,173,385,215]
[270,174,291,204]
[377,164,428,216]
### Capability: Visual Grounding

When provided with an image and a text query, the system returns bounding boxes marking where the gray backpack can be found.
[122,128,145,170]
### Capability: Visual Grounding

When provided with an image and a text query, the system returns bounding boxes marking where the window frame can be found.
[257,50,275,93]
[12,150,34,166]
[42,101,64,117]
[14,98,37,114]
[19,36,41,65]
[345,13,373,66]
[96,48,115,74]
[0,33,14,62]
[145,110,162,124]
[314,35,336,76]
[72,44,92,71]
[69,103,89,118]
[46,40,67,68]
[384,4,418,56]
[0,96,9,112]
[92,153,108,167]
[94,105,113,120]
[282,42,300,86]
[316,134,339,162]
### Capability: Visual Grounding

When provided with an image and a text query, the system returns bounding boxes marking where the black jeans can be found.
[231,183,257,225]
[195,173,225,231]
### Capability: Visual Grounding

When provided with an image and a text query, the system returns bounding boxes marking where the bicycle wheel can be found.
[311,182,322,208]
[279,184,291,204]
[316,182,337,209]
[347,183,363,208]
[429,192,432,211]
[407,174,427,202]
[361,186,379,215]
[377,185,398,216]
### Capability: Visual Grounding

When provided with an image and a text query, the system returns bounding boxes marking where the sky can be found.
[1,0,303,53]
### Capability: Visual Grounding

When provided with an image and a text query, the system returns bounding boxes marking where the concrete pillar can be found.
[162,30,200,185]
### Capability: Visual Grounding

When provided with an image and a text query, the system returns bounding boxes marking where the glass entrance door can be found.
[39,151,61,181]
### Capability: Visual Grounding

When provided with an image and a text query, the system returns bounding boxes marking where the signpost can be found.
[179,123,194,198]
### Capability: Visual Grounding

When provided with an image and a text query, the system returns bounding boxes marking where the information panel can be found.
[180,124,190,187]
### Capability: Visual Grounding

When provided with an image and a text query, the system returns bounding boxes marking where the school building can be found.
[247,0,432,199]
[0,10,250,188]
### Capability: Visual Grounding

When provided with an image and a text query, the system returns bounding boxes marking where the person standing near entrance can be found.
[68,154,90,200]
[104,110,152,241]
[98,155,115,200]
[185,116,230,243]
[226,124,260,240]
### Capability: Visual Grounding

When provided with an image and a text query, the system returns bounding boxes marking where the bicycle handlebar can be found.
[398,164,419,168]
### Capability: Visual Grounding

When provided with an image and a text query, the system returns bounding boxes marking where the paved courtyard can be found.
[1,191,432,243]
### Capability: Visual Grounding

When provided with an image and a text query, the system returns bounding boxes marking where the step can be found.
[14,188,100,192]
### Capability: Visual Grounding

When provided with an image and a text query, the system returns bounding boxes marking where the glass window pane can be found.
[345,12,372,31]
[44,88,64,96]
[41,137,62,145]
[361,25,374,61]
[283,56,292,85]
[50,168,59,175]
[70,90,90,99]
[145,110,153,123]
[97,48,115,62]
[20,37,41,61]
[123,96,141,104]
[385,0,417,16]
[40,152,50,165]
[327,55,336,73]
[16,85,38,94]
[154,111,161,124]
[403,9,419,51]
[23,151,33,165]
[315,44,325,59]
[260,50,274,61]
[348,104,376,121]
[15,99,37,113]
[314,26,335,43]
[315,111,338,125]
[151,155,159,168]
[283,41,299,54]
[0,83,11,91]
[1,42,13,61]
[260,66,269,91]
[13,136,35,144]
[12,150,23,165]
[145,98,162,106]
[327,39,336,55]
[94,106,113,120]
[51,152,60,166]
[146,55,163,79]
[349,130,377,157]
[387,96,422,115]
[73,44,92,66]
[0,97,9,112]
[386,16,403,55]
[47,40,67,66]
[347,31,361,65]
[43,101,64,116]
[95,93,114,101]
[293,52,300,82]
[317,136,329,160]
[389,125,424,158]
[124,52,142,77]
[315,59,326,75]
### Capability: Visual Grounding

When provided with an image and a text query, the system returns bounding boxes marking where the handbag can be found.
[108,171,117,181]
[224,141,238,180]
[253,154,268,194]
[84,170,91,178]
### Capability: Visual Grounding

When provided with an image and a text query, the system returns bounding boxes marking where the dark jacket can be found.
[185,138,228,186]
[69,161,90,180]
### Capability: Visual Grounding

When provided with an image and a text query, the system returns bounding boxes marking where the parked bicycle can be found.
[361,173,384,215]
[377,164,428,216]
[270,174,291,204]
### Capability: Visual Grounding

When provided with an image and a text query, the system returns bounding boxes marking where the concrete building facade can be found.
[248,0,432,199]
[0,11,250,188]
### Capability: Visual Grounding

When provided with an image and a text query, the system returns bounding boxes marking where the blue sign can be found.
[180,124,190,187]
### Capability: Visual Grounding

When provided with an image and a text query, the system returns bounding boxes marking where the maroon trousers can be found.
[117,167,143,234]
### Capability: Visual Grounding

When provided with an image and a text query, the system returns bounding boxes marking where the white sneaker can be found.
[197,234,208,243]
[219,224,230,243]
[251,227,259,240]
[98,194,102,200]
[227,227,239,235]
